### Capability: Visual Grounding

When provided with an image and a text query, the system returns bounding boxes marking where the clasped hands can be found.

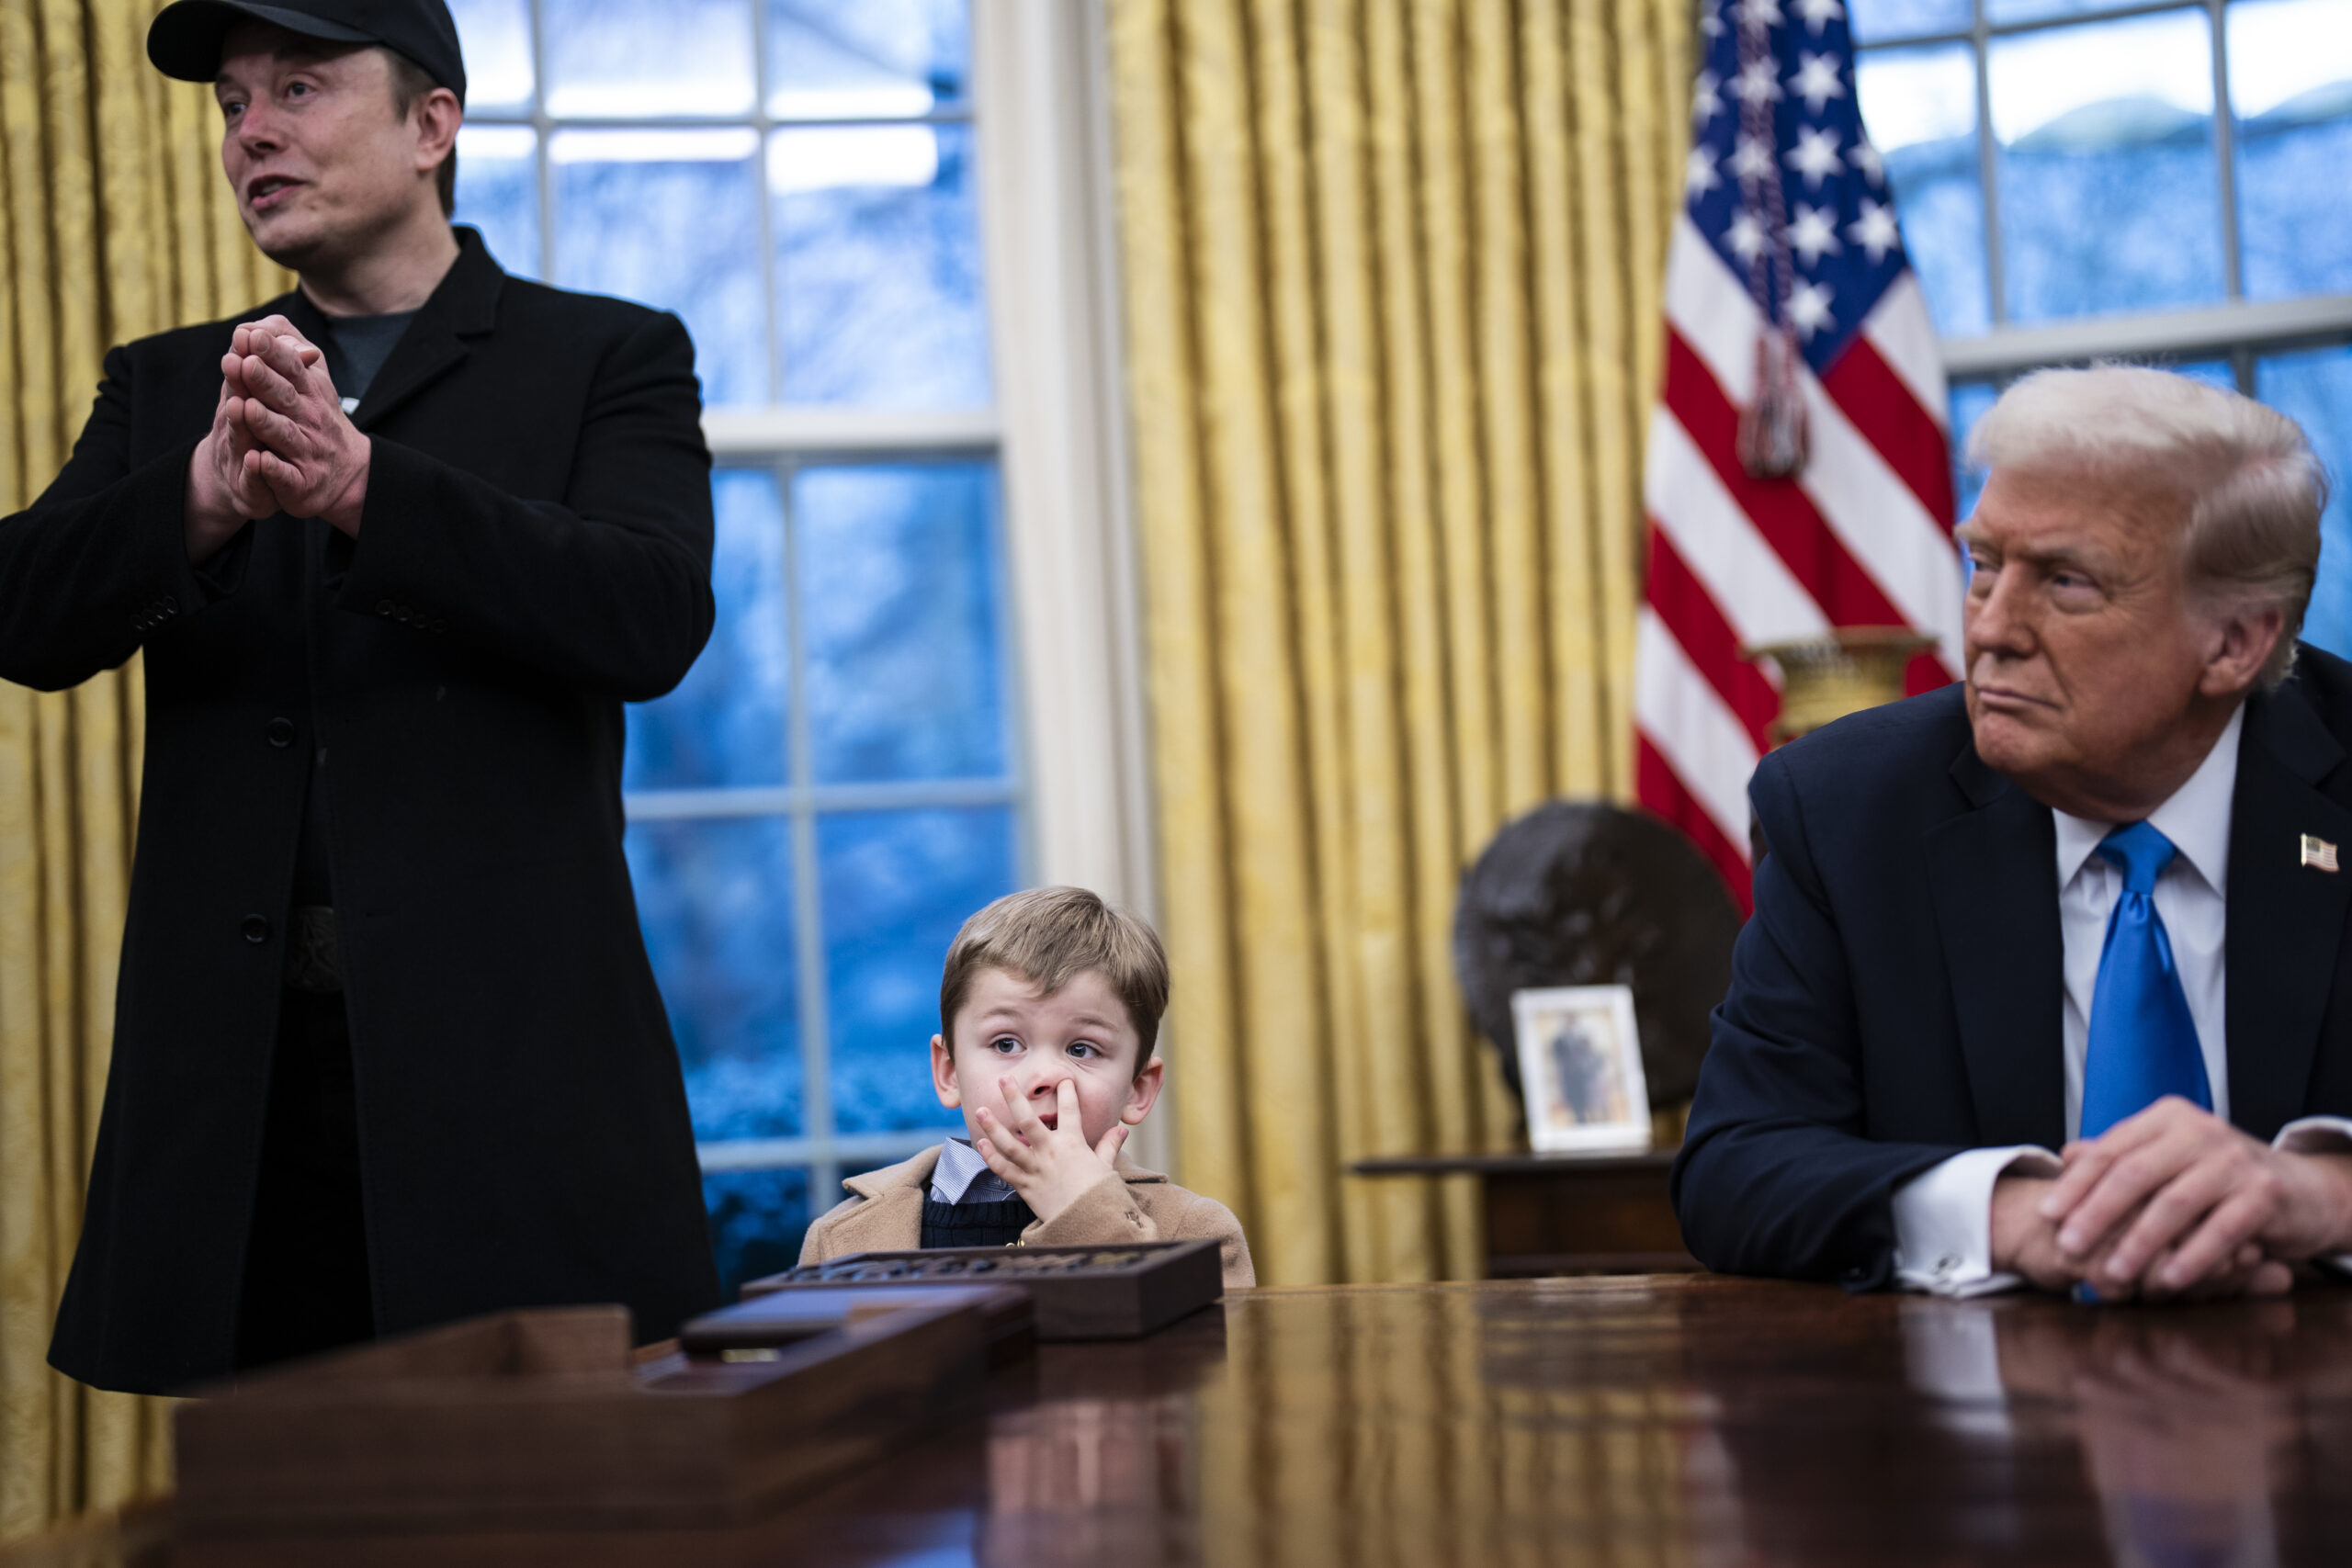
[1993,1096,2352,1301]
[972,1078,1131,1225]
[186,315,369,559]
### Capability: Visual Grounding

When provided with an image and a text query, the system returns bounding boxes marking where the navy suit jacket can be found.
[1670,648,2352,1289]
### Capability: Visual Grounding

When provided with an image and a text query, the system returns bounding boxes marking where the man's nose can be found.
[1967,568,2034,660]
[234,100,282,155]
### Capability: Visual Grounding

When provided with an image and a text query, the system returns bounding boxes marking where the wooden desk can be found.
[1351,1150,1698,1276]
[13,1276,2352,1565]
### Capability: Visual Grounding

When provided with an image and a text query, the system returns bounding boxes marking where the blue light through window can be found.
[448,0,1018,1297]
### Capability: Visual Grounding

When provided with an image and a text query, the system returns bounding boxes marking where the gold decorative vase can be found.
[1743,626,1940,745]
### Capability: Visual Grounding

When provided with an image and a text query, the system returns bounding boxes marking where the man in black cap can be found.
[0,0,722,1393]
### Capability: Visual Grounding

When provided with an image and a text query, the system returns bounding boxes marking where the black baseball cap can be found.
[147,0,467,106]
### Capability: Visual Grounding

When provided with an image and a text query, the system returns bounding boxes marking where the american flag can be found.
[1635,0,1963,911]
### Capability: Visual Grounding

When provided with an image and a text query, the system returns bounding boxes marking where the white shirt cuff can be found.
[2272,1114,2352,1156]
[1891,1145,2063,1297]
[2274,1117,2352,1275]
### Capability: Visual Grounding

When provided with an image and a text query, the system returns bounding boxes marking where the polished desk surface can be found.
[1351,1150,1683,1173]
[15,1274,2352,1565]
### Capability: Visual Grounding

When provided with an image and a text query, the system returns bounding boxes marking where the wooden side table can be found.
[1351,1151,1698,1278]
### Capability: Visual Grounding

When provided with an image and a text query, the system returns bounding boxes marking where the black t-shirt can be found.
[289,310,417,907]
[321,310,415,412]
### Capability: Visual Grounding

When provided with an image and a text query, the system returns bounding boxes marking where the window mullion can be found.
[1973,0,2007,328]
[779,455,838,1213]
[527,0,554,280]
[2209,0,2243,301]
[752,0,784,403]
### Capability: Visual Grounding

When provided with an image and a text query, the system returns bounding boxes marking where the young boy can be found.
[798,887,1254,1290]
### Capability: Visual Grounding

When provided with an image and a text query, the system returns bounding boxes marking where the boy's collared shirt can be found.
[930,1136,1020,1205]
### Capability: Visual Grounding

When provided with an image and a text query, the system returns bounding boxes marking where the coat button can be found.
[266,717,296,748]
[242,914,271,944]
[377,599,395,615]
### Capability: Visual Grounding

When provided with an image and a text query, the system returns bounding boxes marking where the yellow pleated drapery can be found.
[0,0,289,1538]
[1106,0,1693,1286]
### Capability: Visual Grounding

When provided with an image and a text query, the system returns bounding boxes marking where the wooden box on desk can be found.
[739,1238,1224,1340]
[174,1292,1017,1538]
[1351,1151,1696,1277]
[687,1280,1040,1367]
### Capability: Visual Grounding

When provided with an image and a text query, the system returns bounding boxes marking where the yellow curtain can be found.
[1107,0,1693,1285]
[0,0,289,1538]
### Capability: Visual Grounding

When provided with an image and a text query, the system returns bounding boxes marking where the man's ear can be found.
[932,1033,962,1110]
[411,87,461,173]
[1120,1055,1165,1125]
[2199,600,2286,698]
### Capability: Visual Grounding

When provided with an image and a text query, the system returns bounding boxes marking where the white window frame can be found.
[475,2,1161,1203]
[1853,0,2352,388]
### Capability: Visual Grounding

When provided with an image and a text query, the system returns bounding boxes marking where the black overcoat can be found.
[2,229,723,1393]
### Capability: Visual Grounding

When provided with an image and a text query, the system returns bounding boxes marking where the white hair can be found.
[1967,364,2330,688]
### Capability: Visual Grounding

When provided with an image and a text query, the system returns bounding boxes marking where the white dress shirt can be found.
[930,1136,1021,1205]
[1892,705,2352,1295]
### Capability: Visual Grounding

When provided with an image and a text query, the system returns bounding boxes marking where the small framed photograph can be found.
[1511,985,1652,1154]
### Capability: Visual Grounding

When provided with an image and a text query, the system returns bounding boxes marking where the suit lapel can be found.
[1925,744,2068,1149]
[2225,681,2352,1138]
[288,227,504,431]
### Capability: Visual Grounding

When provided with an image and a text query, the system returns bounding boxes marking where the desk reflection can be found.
[19,1280,2352,1568]
[1901,1294,2352,1568]
[973,1316,1227,1568]
[980,1394,1193,1566]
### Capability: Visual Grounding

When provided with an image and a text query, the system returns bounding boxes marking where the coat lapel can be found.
[285,226,504,431]
[2225,681,2352,1138]
[819,1146,941,1258]
[1925,741,2068,1149]
[824,1187,926,1256]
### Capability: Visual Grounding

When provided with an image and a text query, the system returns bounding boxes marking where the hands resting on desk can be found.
[1991,1096,2352,1301]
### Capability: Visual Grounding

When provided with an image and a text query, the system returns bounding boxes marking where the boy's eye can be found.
[989,1035,1022,1055]
[1067,1041,1100,1060]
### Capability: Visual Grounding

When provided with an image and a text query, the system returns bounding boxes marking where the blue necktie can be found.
[2079,821,2212,1141]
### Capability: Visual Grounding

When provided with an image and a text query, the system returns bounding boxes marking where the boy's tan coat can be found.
[797,1145,1255,1291]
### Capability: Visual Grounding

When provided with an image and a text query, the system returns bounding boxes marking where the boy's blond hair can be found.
[938,887,1170,1077]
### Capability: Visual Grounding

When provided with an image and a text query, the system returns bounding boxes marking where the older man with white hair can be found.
[1672,365,2352,1301]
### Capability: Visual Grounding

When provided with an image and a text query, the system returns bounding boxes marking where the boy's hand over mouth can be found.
[974,1078,1129,1224]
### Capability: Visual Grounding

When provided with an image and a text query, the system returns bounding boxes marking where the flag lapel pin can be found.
[2301,834,2339,873]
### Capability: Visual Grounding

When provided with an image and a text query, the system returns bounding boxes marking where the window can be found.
[1851,0,2352,644]
[445,0,1030,1293]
